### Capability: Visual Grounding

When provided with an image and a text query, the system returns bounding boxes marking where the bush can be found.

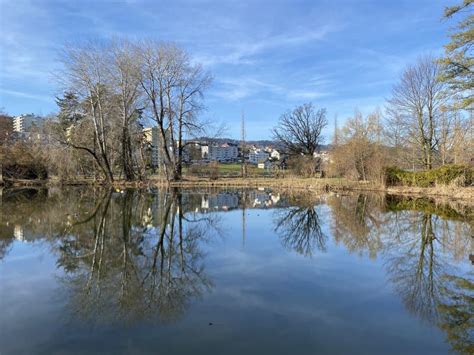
[2,142,49,180]
[288,156,321,177]
[187,162,219,180]
[3,163,48,180]
[385,165,473,188]
[209,161,219,180]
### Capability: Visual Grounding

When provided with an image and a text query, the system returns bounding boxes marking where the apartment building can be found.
[13,114,43,133]
[248,148,269,164]
[203,143,239,162]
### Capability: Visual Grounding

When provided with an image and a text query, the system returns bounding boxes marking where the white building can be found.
[204,143,238,162]
[248,149,269,165]
[201,193,239,211]
[313,150,330,163]
[13,114,43,133]
[143,127,167,169]
[270,150,280,160]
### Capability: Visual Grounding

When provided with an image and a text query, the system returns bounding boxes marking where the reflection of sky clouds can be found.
[0,190,472,354]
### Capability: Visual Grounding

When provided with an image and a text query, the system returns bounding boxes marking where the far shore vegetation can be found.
[0,1,473,201]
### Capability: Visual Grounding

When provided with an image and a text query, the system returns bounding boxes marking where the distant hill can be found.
[190,137,331,151]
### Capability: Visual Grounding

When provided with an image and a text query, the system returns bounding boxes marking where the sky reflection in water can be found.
[0,188,472,355]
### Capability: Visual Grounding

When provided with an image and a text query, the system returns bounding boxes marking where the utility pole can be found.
[240,110,247,178]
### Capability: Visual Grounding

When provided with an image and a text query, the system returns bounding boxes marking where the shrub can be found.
[287,156,321,177]
[187,162,220,180]
[3,163,48,180]
[384,165,473,188]
[2,142,49,180]
[209,161,219,180]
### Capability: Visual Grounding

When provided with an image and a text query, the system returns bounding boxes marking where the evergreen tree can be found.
[55,92,85,129]
[439,0,473,109]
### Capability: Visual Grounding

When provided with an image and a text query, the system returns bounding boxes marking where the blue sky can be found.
[0,0,458,140]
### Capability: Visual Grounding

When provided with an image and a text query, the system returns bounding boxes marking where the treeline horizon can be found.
[0,0,472,186]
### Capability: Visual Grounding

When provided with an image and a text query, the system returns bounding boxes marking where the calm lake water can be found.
[0,188,472,355]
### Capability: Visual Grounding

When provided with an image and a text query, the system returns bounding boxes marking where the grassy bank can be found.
[157,176,474,202]
[3,176,474,203]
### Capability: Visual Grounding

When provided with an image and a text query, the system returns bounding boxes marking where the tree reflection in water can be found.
[328,193,473,353]
[328,193,385,259]
[384,212,444,323]
[382,197,473,353]
[0,188,472,352]
[56,189,217,324]
[437,274,474,354]
[273,195,326,256]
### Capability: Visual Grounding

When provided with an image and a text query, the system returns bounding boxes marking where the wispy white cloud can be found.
[286,90,330,101]
[195,25,336,67]
[213,77,282,101]
[213,76,333,103]
[0,89,52,102]
[0,0,453,137]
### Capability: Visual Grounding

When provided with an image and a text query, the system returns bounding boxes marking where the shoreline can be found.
[2,177,473,204]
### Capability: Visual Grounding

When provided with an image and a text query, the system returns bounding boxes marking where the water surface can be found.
[0,188,472,354]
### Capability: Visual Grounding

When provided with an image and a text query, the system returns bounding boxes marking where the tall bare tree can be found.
[330,110,386,182]
[137,41,211,181]
[386,55,449,170]
[55,39,211,183]
[58,41,117,182]
[110,40,143,180]
[272,103,327,156]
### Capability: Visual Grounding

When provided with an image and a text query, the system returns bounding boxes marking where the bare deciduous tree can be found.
[330,110,387,182]
[110,40,143,181]
[386,55,449,170]
[57,41,117,182]
[272,103,327,156]
[54,39,211,183]
[137,41,211,181]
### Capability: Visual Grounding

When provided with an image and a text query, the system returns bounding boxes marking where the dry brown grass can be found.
[6,175,474,204]
[152,176,474,202]
[385,185,474,201]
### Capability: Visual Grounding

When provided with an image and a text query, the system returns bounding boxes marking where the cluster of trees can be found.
[52,39,211,183]
[2,1,471,185]
[336,0,474,179]
[269,1,472,184]
[329,54,472,183]
[0,111,51,181]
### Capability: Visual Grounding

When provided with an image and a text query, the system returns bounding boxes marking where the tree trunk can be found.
[122,125,135,181]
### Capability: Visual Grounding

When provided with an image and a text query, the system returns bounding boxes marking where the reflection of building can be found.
[252,192,280,208]
[199,191,284,211]
[12,225,34,242]
[145,190,288,220]
[201,193,239,211]
[14,225,24,241]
